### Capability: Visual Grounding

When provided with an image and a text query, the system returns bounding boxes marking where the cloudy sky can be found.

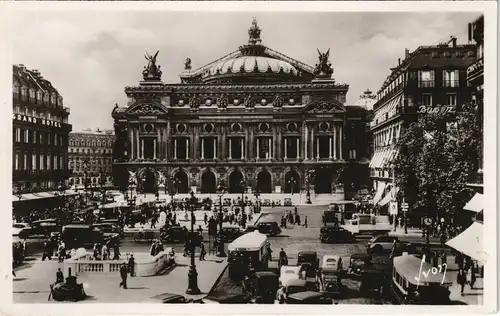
[12,10,480,131]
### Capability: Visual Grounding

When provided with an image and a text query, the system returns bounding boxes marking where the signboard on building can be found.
[13,114,63,128]
[389,201,398,215]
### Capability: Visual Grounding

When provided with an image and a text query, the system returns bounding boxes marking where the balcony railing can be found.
[418,80,435,88]
[442,80,459,88]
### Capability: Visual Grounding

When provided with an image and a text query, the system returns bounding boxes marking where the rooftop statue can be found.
[143,50,162,81]
[248,18,262,45]
[314,49,334,79]
[184,58,192,71]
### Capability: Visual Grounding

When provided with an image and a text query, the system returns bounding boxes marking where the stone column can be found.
[329,136,332,159]
[166,122,171,160]
[129,127,134,160]
[339,125,343,160]
[221,125,226,159]
[304,123,308,160]
[245,126,249,159]
[241,138,244,159]
[173,138,177,159]
[249,125,254,159]
[316,137,319,160]
[136,128,140,159]
[228,138,232,159]
[157,128,161,159]
[310,125,315,159]
[277,124,282,160]
[141,139,144,159]
[256,138,260,160]
[268,138,272,160]
[194,125,199,160]
[213,138,216,159]
[186,138,189,159]
[201,138,205,160]
[153,139,156,159]
[333,124,337,160]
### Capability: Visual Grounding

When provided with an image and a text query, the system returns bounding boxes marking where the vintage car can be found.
[221,225,242,242]
[12,223,30,237]
[321,255,343,272]
[247,271,279,304]
[147,293,193,303]
[160,226,202,246]
[274,199,282,206]
[262,199,271,207]
[286,291,332,304]
[256,221,282,236]
[61,225,107,249]
[359,267,391,297]
[320,226,356,243]
[297,251,319,269]
[279,265,301,286]
[276,279,308,304]
[347,253,372,277]
[223,198,232,206]
[91,223,124,239]
[244,225,258,234]
[366,235,414,255]
[317,269,345,296]
[283,198,293,206]
[18,219,60,239]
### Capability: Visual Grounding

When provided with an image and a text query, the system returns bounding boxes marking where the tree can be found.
[392,103,481,221]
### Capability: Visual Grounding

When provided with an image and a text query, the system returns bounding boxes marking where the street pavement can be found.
[13,204,483,304]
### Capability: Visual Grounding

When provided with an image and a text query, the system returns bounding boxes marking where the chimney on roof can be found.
[405,49,409,59]
[448,36,457,47]
[398,58,401,65]
[468,23,473,43]
[18,64,26,71]
[32,69,40,77]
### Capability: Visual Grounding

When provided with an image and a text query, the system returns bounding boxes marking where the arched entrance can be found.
[256,170,272,193]
[284,170,300,194]
[142,168,156,193]
[228,170,244,193]
[201,171,216,193]
[174,170,189,194]
[314,168,332,194]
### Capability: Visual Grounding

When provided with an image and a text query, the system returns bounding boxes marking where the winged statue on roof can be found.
[143,50,162,81]
[314,48,334,78]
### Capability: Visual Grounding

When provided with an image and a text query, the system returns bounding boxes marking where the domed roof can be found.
[206,56,299,77]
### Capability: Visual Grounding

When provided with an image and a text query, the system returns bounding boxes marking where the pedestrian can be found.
[266,243,273,261]
[457,269,466,296]
[102,243,109,260]
[119,263,128,289]
[42,240,52,261]
[150,241,157,256]
[113,243,121,260]
[204,213,208,225]
[56,268,64,284]
[22,239,28,258]
[128,254,135,277]
[183,240,190,257]
[197,225,203,236]
[440,251,447,266]
[457,253,464,271]
[303,216,308,228]
[199,243,207,261]
[440,232,446,249]
[58,242,66,263]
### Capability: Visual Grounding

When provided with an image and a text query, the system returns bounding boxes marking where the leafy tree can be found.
[392,103,481,221]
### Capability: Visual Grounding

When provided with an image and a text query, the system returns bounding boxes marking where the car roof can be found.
[288,291,323,300]
[351,253,371,260]
[298,251,317,256]
[284,279,307,287]
[33,219,57,223]
[254,271,278,278]
[150,293,185,302]
[63,225,92,229]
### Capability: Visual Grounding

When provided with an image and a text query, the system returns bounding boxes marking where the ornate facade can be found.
[112,20,371,201]
[68,128,115,189]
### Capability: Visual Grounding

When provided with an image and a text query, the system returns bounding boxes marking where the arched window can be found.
[43,93,49,104]
[51,93,56,106]
[87,141,91,147]
[97,141,101,147]
[37,91,43,103]
[58,96,63,106]
[29,89,35,99]
[13,84,19,94]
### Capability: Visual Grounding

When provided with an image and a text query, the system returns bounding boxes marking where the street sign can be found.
[389,201,398,215]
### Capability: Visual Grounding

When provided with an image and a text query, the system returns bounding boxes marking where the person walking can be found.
[303,216,308,228]
[102,243,109,260]
[113,243,121,260]
[56,268,64,284]
[457,269,466,296]
[128,254,135,277]
[199,243,207,261]
[119,263,128,289]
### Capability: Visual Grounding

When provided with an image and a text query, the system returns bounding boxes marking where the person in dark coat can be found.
[456,269,466,296]
[56,268,64,284]
[199,243,207,261]
[119,263,128,289]
[128,254,135,277]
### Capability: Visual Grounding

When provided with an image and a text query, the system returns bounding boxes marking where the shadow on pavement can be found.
[13,277,28,282]
[450,300,468,305]
[126,287,149,290]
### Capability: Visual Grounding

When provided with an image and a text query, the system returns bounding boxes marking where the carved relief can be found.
[244,94,255,111]
[189,96,201,111]
[273,94,283,109]
[216,95,228,111]
[129,104,165,115]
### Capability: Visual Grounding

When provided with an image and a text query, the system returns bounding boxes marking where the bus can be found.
[227,231,269,280]
[341,213,391,235]
[391,254,452,305]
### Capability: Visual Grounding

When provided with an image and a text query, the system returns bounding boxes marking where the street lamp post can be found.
[186,191,201,295]
[253,187,260,214]
[142,176,147,198]
[239,180,246,208]
[99,169,106,209]
[305,171,313,204]
[216,183,226,257]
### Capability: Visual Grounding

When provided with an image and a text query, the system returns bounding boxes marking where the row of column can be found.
[127,122,344,161]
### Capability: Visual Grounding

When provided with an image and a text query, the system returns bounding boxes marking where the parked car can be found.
[18,219,60,239]
[262,199,271,207]
[244,224,258,234]
[246,271,279,304]
[320,226,356,243]
[146,293,193,303]
[92,223,124,238]
[221,225,242,242]
[366,235,411,254]
[257,221,282,236]
[276,279,308,304]
[317,255,345,296]
[12,223,30,236]
[347,253,372,277]
[279,265,301,286]
[283,198,293,206]
[286,291,332,304]
[61,224,106,249]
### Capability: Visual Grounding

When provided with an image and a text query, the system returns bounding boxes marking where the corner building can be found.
[112,20,371,202]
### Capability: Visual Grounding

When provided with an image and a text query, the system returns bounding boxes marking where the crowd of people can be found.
[280,207,308,228]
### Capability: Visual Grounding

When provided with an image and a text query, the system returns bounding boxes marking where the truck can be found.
[340,213,391,235]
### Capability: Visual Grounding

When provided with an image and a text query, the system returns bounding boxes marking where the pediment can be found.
[303,99,346,114]
[126,103,168,116]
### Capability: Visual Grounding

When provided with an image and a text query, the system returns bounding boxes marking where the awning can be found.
[33,192,55,199]
[378,186,399,206]
[369,151,379,168]
[372,182,386,205]
[464,193,483,213]
[446,222,487,262]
